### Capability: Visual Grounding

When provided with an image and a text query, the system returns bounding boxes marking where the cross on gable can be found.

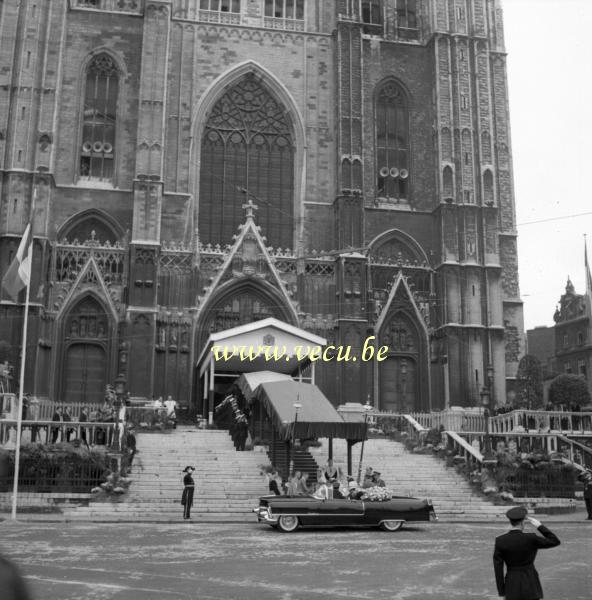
[242,197,258,220]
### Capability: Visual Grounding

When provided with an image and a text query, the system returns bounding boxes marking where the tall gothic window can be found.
[361,0,382,34]
[265,0,304,19]
[200,0,240,12]
[199,74,294,249]
[396,0,418,39]
[396,0,417,28]
[375,81,409,200]
[80,54,119,181]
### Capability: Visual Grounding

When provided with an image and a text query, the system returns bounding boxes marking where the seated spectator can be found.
[324,458,339,483]
[268,470,282,496]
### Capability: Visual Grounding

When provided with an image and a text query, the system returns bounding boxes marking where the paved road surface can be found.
[0,521,590,599]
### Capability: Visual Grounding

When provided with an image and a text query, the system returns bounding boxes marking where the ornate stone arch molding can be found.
[373,76,413,106]
[55,258,120,325]
[57,209,126,244]
[195,278,298,350]
[368,229,430,266]
[189,60,306,250]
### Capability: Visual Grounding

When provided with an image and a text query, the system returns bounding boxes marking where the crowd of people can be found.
[266,459,387,500]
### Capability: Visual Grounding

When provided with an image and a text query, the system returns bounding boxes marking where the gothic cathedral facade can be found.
[0,0,524,411]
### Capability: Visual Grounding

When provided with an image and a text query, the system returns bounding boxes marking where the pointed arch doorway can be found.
[374,274,431,413]
[379,313,420,413]
[60,296,112,403]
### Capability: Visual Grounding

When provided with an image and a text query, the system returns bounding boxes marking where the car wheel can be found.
[380,520,404,532]
[277,515,300,533]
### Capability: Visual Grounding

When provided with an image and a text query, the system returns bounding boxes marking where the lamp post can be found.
[356,400,373,485]
[480,364,495,463]
[289,401,302,476]
[113,373,127,450]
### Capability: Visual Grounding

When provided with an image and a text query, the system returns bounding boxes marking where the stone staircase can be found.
[268,439,321,482]
[310,437,508,521]
[62,426,271,521]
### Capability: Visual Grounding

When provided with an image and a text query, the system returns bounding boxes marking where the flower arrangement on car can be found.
[360,486,394,502]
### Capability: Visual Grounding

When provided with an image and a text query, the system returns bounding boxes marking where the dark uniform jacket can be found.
[583,478,592,499]
[181,473,195,508]
[493,525,560,600]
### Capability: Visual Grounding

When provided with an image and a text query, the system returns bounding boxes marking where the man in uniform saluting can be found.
[493,506,560,600]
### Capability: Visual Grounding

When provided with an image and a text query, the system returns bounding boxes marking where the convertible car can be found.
[253,494,437,532]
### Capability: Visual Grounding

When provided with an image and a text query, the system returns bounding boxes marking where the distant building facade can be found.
[527,277,592,402]
[0,1,524,411]
[553,279,592,390]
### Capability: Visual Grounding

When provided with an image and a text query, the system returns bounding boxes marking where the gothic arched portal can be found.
[60,296,111,403]
[378,310,427,413]
[198,73,295,249]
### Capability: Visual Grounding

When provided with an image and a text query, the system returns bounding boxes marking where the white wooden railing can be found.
[408,409,592,435]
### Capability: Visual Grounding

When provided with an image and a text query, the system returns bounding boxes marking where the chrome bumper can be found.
[253,506,278,524]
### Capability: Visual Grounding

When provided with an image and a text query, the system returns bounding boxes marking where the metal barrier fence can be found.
[36,400,103,421]
[0,420,119,446]
[0,459,112,493]
[503,469,576,499]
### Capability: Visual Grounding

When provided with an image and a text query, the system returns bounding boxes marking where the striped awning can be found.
[255,380,367,441]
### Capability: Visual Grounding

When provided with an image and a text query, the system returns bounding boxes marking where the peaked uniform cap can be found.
[506,506,527,520]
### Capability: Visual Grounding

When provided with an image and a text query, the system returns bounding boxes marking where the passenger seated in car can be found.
[347,478,364,500]
[297,472,311,496]
[332,481,345,499]
[362,466,374,488]
[371,471,386,488]
[286,472,299,496]
[313,476,329,499]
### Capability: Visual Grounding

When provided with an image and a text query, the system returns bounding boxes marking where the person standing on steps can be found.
[493,506,560,600]
[582,469,592,520]
[181,466,195,520]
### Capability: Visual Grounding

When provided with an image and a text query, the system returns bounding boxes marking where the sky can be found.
[503,0,592,330]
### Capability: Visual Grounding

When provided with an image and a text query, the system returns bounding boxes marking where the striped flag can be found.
[2,223,33,302]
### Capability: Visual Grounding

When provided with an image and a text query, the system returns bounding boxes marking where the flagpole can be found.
[10,257,31,520]
[11,187,36,520]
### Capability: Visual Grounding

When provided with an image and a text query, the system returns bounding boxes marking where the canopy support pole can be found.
[271,426,276,467]
[208,356,215,425]
[202,369,208,419]
[285,440,290,479]
[328,437,333,461]
[346,440,354,477]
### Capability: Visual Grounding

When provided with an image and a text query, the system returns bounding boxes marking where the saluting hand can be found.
[525,516,542,528]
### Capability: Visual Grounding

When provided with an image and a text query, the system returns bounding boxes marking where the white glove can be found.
[527,516,542,528]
